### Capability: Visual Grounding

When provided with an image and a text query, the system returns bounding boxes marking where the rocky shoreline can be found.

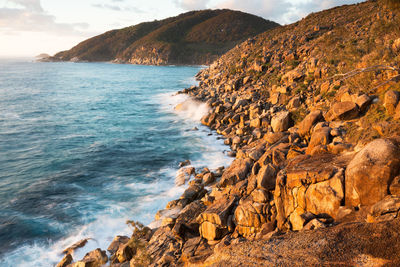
[56,1,400,266]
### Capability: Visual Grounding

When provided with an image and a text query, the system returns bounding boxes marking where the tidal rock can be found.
[107,235,130,255]
[75,248,108,267]
[176,166,196,186]
[62,238,90,254]
[56,254,73,267]
[345,138,400,207]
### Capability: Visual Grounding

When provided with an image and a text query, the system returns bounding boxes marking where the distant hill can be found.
[47,10,279,65]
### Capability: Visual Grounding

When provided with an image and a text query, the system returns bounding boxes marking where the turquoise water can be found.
[0,60,231,266]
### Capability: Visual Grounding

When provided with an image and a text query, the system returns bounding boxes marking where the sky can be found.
[0,0,363,57]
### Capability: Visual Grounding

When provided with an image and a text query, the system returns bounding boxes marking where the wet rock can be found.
[203,172,215,186]
[107,236,130,255]
[181,184,206,202]
[175,166,196,186]
[75,248,108,267]
[271,111,291,132]
[62,238,90,254]
[345,138,400,207]
[56,253,73,267]
[219,158,252,187]
[172,200,206,239]
[179,160,191,167]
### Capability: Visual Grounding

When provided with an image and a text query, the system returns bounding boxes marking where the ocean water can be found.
[0,60,232,266]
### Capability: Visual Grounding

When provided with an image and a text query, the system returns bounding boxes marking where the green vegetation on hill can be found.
[51,10,279,65]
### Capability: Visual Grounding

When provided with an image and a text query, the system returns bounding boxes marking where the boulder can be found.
[271,111,291,132]
[219,158,252,187]
[74,248,108,267]
[107,236,130,255]
[355,94,371,112]
[384,90,400,115]
[176,167,196,186]
[345,138,400,207]
[297,110,323,137]
[325,101,359,121]
[306,127,331,154]
[275,154,349,231]
[115,243,135,263]
[367,195,400,223]
[203,172,215,186]
[197,197,236,241]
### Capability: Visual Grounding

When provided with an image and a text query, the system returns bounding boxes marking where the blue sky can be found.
[0,0,363,57]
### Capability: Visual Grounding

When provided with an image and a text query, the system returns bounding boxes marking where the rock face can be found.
[74,248,108,267]
[275,154,348,230]
[197,197,236,241]
[345,138,400,207]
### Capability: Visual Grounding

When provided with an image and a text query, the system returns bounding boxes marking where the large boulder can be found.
[275,154,349,231]
[325,101,359,121]
[234,200,275,238]
[219,158,252,187]
[271,111,291,132]
[297,110,323,137]
[197,197,236,241]
[345,138,400,207]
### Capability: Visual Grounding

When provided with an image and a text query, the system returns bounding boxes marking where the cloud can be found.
[174,0,211,10]
[0,0,90,36]
[175,0,363,24]
[92,3,122,11]
[215,0,291,24]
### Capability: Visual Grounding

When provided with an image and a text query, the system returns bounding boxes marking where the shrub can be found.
[381,0,400,9]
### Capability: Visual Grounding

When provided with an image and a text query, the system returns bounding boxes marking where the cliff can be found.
[47,10,279,65]
[56,1,400,266]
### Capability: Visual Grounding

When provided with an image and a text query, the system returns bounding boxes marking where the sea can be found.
[0,59,232,266]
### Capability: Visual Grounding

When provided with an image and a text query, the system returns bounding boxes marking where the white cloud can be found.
[175,0,211,10]
[0,0,90,35]
[176,0,363,24]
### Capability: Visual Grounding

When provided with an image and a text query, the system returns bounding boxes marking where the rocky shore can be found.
[56,1,400,266]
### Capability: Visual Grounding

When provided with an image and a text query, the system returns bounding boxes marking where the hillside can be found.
[55,1,400,266]
[48,10,279,65]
